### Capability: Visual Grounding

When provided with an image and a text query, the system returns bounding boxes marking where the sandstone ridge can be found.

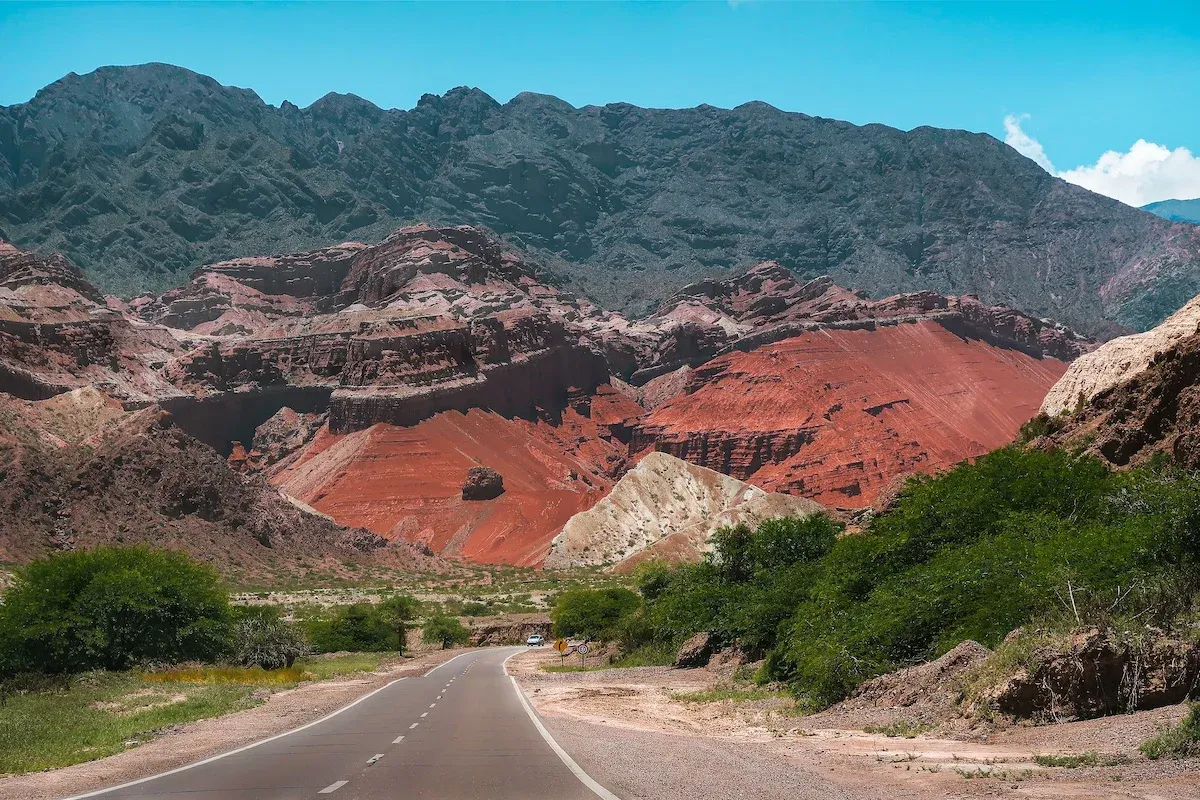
[545,452,822,570]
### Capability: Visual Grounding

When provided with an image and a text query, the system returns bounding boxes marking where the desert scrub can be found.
[672,686,785,703]
[0,671,260,774]
[1140,703,1200,759]
[1033,751,1129,768]
[863,720,935,738]
[143,665,307,686]
[297,652,391,680]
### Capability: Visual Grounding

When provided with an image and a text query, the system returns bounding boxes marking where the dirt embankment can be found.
[509,648,1200,800]
[0,649,471,800]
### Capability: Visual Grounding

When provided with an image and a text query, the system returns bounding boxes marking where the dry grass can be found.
[142,665,307,686]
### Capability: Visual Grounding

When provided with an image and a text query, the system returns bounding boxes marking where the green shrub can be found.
[1141,703,1200,759]
[378,595,421,653]
[0,547,230,674]
[422,614,471,649]
[638,447,1200,709]
[771,447,1200,705]
[229,614,309,670]
[306,604,394,653]
[551,587,641,641]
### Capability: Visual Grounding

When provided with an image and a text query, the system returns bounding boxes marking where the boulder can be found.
[983,628,1200,721]
[674,632,716,668]
[462,466,505,500]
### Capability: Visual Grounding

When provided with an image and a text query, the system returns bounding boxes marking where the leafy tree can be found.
[422,614,471,649]
[0,546,230,674]
[378,595,422,653]
[750,515,839,572]
[307,603,394,653]
[230,611,310,670]
[551,588,641,641]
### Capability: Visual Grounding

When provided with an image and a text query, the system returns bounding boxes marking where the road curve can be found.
[66,647,615,800]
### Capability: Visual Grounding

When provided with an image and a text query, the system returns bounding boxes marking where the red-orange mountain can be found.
[631,322,1068,508]
[2,226,1088,566]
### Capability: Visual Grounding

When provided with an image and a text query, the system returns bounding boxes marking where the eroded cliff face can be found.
[1041,295,1200,417]
[631,263,1091,384]
[1043,297,1200,468]
[632,322,1070,508]
[0,388,441,577]
[0,240,186,402]
[267,391,644,567]
[1,227,1089,566]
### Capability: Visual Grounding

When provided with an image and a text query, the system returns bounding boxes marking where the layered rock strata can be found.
[631,322,1070,508]
[545,452,822,569]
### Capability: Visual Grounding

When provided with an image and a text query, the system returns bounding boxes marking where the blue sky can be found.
[3,1,1199,203]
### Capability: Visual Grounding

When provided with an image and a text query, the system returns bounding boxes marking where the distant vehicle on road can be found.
[526,634,545,646]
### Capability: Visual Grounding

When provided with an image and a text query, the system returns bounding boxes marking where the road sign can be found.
[575,643,590,655]
[554,638,568,653]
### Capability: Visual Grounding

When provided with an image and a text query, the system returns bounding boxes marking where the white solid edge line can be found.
[319,779,349,793]
[422,649,476,677]
[503,650,621,800]
[59,677,408,800]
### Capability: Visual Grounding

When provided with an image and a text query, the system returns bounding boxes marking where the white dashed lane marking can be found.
[318,780,348,794]
[429,703,436,708]
[420,712,428,718]
[392,735,405,744]
[409,722,419,729]
[367,754,384,766]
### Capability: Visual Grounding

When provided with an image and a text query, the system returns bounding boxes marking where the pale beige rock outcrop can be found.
[1041,296,1200,416]
[544,452,823,569]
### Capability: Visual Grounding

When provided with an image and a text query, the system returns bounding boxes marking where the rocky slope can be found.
[632,320,1070,508]
[545,452,822,570]
[0,388,439,578]
[0,226,1088,566]
[266,398,639,567]
[1041,294,1200,416]
[4,63,1199,335]
[1042,295,1200,468]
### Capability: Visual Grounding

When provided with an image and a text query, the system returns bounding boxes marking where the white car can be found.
[526,634,545,646]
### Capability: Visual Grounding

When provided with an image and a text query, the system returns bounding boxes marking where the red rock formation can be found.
[0,241,185,402]
[0,390,443,576]
[631,264,1091,384]
[271,408,618,567]
[632,321,1070,508]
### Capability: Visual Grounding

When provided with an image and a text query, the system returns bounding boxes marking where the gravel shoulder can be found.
[0,648,471,800]
[510,649,1200,800]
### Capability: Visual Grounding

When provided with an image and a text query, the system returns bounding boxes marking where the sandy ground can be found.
[0,648,471,800]
[510,648,1200,800]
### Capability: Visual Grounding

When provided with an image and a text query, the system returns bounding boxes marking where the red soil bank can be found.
[632,321,1068,508]
[272,387,643,566]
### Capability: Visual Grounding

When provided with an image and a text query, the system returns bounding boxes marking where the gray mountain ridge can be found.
[3,62,1199,335]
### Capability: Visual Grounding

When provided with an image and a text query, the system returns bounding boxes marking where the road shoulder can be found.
[0,648,472,800]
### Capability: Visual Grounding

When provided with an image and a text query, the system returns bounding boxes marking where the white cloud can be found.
[1003,114,1055,173]
[1059,141,1200,207]
[1003,114,1200,207]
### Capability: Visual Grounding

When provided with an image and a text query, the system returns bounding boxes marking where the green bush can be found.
[378,595,422,653]
[422,614,471,649]
[1141,703,1200,759]
[229,611,309,670]
[306,604,395,653]
[0,547,230,675]
[771,447,1200,705]
[551,587,641,641]
[637,447,1200,708]
[644,515,839,656]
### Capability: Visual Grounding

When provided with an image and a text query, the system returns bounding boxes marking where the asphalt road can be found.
[68,647,615,800]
